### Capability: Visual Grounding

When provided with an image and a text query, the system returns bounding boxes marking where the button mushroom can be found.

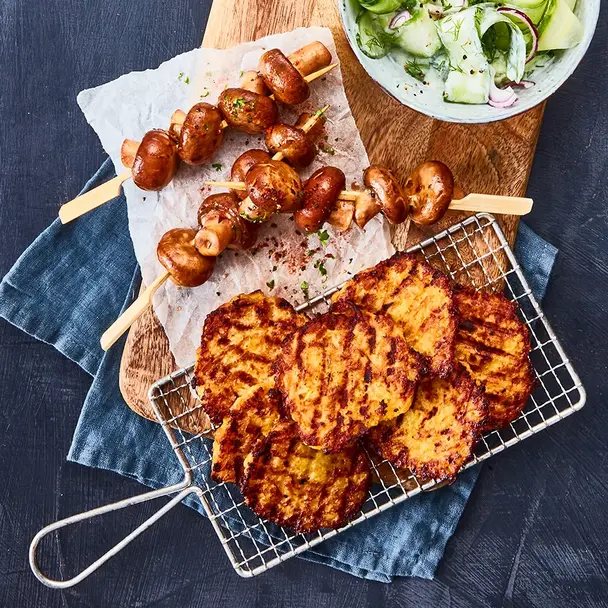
[218,88,279,135]
[230,149,272,201]
[157,228,216,287]
[178,103,224,166]
[244,160,303,215]
[195,192,259,256]
[264,123,316,168]
[295,166,346,233]
[404,161,454,226]
[362,166,408,225]
[132,129,180,191]
[258,49,310,105]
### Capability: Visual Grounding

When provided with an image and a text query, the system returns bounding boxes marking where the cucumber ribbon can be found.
[437,5,527,104]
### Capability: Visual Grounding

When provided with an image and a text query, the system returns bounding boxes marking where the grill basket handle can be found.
[29,483,200,588]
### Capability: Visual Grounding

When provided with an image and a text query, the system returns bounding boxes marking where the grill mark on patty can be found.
[195,291,305,423]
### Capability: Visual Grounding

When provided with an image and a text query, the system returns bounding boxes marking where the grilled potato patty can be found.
[275,302,423,453]
[241,421,371,534]
[368,366,488,482]
[212,380,282,484]
[194,291,306,424]
[331,252,456,377]
[454,287,534,431]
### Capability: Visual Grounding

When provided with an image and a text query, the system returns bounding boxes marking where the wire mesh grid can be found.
[148,212,585,578]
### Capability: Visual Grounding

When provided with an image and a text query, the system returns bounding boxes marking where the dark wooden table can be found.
[1,2,607,606]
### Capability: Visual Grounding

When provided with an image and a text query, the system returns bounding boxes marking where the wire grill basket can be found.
[30,213,585,586]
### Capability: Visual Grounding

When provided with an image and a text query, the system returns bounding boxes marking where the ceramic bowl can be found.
[338,0,600,123]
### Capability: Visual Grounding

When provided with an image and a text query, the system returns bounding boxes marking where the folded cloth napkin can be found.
[0,159,557,583]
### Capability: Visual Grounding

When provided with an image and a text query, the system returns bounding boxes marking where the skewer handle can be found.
[100,269,170,351]
[342,190,533,215]
[59,170,132,224]
[448,194,533,216]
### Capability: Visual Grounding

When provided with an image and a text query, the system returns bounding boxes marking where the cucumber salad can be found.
[355,0,584,106]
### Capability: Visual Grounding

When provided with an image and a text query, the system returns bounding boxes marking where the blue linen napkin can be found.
[0,159,557,583]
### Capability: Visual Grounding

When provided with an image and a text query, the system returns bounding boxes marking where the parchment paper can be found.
[77,27,394,367]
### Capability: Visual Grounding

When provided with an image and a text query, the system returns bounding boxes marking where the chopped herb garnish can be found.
[212,163,222,171]
[233,97,246,108]
[238,70,244,78]
[300,281,309,298]
[319,142,336,155]
[317,230,330,246]
[314,259,327,276]
[178,72,185,81]
[266,279,275,290]
[307,249,315,256]
[405,61,426,82]
[184,76,190,85]
[240,211,264,223]
[200,90,210,98]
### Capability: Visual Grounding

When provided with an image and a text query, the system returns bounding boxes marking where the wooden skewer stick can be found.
[443,193,533,215]
[207,182,533,217]
[339,190,533,216]
[58,63,338,225]
[58,170,133,224]
[100,269,171,351]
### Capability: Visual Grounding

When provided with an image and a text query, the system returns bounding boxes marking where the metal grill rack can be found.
[146,213,585,577]
[29,213,585,587]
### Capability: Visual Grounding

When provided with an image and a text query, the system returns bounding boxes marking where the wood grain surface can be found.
[119,0,545,424]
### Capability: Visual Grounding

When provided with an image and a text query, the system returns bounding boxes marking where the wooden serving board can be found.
[119,0,545,425]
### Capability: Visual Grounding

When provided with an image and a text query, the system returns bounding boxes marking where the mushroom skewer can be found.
[182,107,328,257]
[59,45,336,224]
[100,107,327,350]
[100,228,216,351]
[208,161,534,230]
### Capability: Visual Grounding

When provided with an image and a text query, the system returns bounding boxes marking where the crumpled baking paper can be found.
[77,27,394,367]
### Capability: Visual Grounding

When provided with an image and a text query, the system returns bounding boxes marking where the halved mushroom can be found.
[404,161,454,226]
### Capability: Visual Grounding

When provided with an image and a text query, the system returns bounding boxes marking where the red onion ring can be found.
[389,10,412,29]
[489,80,518,108]
[497,7,539,63]
[489,94,518,108]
